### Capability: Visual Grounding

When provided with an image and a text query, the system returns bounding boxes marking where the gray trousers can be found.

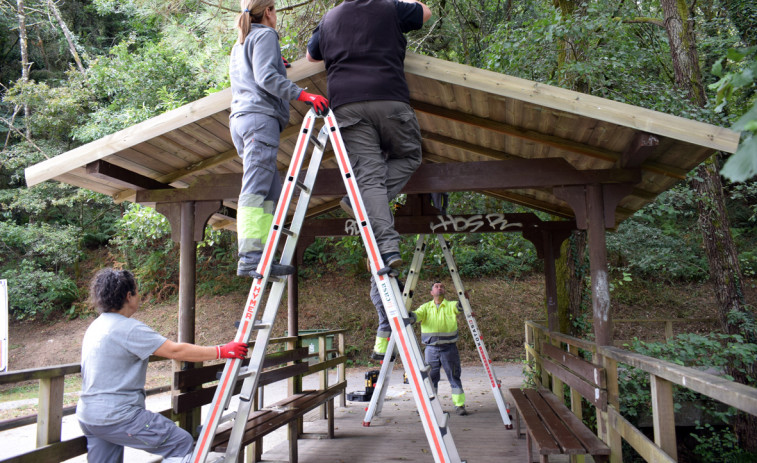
[425,343,464,395]
[79,409,193,463]
[334,100,422,255]
[230,112,282,263]
[370,277,391,338]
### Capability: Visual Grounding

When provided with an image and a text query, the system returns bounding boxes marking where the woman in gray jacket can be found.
[230,0,328,278]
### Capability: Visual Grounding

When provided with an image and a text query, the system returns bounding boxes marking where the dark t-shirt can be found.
[307,0,424,108]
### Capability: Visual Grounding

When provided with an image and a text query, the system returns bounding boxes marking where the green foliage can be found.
[711,46,757,182]
[690,423,756,463]
[1,262,79,319]
[0,222,82,269]
[607,188,709,282]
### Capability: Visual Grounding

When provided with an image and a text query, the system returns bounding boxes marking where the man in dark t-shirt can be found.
[307,0,432,272]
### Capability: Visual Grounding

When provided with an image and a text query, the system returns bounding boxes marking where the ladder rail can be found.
[324,113,461,463]
[190,113,318,463]
[222,125,330,462]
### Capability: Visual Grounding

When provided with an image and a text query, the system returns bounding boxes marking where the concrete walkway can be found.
[0,362,531,462]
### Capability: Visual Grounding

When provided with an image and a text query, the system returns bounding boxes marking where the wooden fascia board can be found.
[135,160,641,203]
[24,58,325,187]
[404,53,740,153]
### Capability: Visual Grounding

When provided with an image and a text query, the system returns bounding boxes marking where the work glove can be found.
[282,57,291,68]
[216,341,248,360]
[297,90,329,116]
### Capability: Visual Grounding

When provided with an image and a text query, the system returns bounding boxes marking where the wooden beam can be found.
[86,160,169,190]
[135,160,641,203]
[300,214,574,237]
[413,100,688,180]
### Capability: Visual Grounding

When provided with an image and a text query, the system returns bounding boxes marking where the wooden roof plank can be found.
[404,53,740,153]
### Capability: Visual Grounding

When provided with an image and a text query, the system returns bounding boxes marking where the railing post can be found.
[550,338,564,400]
[37,375,64,447]
[664,321,673,342]
[651,375,678,460]
[568,344,585,463]
[599,353,622,463]
[319,335,327,419]
[338,332,346,407]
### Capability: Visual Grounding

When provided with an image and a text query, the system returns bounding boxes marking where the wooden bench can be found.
[510,341,610,463]
[174,335,346,463]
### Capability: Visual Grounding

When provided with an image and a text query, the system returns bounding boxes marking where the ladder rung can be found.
[252,322,271,330]
[281,227,295,237]
[438,412,450,433]
[218,411,237,426]
[296,180,311,194]
[310,135,325,150]
[268,275,285,284]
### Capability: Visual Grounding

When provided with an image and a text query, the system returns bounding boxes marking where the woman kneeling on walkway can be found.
[76,268,247,463]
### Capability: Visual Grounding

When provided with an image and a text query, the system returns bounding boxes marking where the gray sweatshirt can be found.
[229,24,303,129]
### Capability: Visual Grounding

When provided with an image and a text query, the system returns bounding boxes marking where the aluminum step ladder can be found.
[363,234,514,429]
[190,110,464,463]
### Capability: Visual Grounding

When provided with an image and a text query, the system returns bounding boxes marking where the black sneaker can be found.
[340,196,355,219]
[455,406,468,416]
[370,351,397,362]
[238,261,294,278]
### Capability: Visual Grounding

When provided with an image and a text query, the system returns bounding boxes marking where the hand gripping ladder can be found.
[190,109,463,463]
[363,234,514,429]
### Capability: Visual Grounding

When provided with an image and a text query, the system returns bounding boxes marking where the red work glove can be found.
[282,57,291,68]
[216,341,248,360]
[297,90,329,116]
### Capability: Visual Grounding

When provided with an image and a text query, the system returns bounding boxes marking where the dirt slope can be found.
[7,272,747,373]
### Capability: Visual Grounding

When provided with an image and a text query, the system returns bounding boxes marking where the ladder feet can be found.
[362,421,371,427]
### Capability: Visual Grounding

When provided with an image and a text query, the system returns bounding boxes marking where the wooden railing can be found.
[0,330,346,463]
[525,320,757,463]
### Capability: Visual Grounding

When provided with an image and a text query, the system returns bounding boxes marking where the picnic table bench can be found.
[510,341,610,463]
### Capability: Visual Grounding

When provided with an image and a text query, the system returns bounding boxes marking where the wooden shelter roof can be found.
[25,53,740,229]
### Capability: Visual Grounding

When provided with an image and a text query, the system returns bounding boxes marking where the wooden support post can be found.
[543,231,559,332]
[177,201,200,435]
[37,375,64,447]
[157,200,219,437]
[587,184,612,347]
[651,375,678,461]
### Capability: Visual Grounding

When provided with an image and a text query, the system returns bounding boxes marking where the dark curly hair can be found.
[89,268,137,314]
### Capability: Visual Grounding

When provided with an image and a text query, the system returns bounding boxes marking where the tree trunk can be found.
[16,0,31,138]
[556,230,588,335]
[48,0,85,73]
[660,0,757,452]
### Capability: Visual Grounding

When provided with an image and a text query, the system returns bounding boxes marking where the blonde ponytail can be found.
[236,0,275,44]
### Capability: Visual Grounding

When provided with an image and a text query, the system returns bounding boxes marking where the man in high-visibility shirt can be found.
[411,281,468,416]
